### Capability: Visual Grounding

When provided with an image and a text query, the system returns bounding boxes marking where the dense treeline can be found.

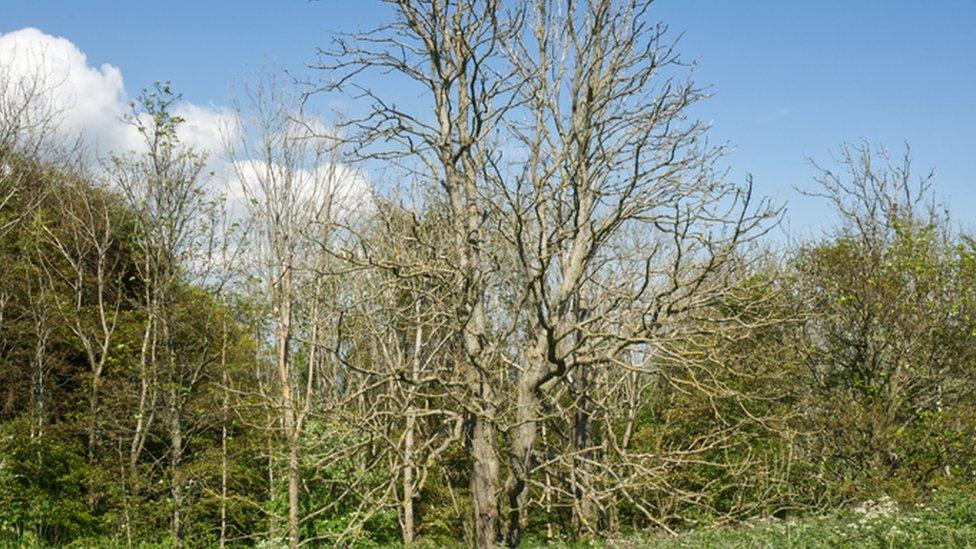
[3,1,976,547]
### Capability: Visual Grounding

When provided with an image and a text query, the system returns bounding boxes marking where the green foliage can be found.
[0,148,268,546]
[0,419,99,545]
[401,491,976,548]
[788,215,976,502]
[637,491,976,548]
[269,418,403,547]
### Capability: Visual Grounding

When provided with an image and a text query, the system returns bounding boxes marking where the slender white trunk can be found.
[402,308,423,545]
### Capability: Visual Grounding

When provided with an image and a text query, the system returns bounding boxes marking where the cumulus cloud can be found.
[0,27,372,226]
[230,159,371,224]
[0,27,228,158]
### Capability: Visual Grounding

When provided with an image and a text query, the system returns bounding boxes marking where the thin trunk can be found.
[287,439,300,549]
[119,440,133,549]
[403,412,415,545]
[125,304,154,548]
[439,19,503,540]
[88,365,101,467]
[131,283,157,471]
[542,422,554,541]
[163,307,186,548]
[277,270,299,549]
[402,310,422,545]
[170,388,184,547]
[621,370,639,451]
[220,320,229,549]
[31,319,47,440]
[88,365,102,510]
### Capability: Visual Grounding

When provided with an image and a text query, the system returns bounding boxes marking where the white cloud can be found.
[231,158,372,224]
[172,102,234,162]
[0,27,373,227]
[0,27,228,158]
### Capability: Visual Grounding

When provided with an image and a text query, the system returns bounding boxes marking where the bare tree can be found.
[482,1,777,543]
[353,200,469,544]
[228,73,352,548]
[317,2,523,544]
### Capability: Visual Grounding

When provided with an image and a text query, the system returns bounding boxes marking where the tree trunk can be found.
[277,285,299,549]
[470,404,500,549]
[572,366,604,537]
[287,437,300,549]
[220,408,228,549]
[402,409,416,545]
[462,291,499,548]
[506,334,547,547]
[87,371,101,511]
[89,375,100,466]
[220,321,229,549]
[170,390,184,548]
[30,320,47,440]
[402,313,422,545]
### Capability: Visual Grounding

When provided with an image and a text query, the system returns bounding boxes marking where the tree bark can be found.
[169,391,184,548]
[167,323,187,549]
[277,276,300,549]
[402,310,423,545]
[287,436,300,549]
[572,365,605,537]
[469,397,500,549]
[506,334,547,547]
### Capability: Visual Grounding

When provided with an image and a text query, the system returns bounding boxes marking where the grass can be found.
[522,492,976,548]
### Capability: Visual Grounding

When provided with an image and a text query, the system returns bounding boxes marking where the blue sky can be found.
[3,0,975,236]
